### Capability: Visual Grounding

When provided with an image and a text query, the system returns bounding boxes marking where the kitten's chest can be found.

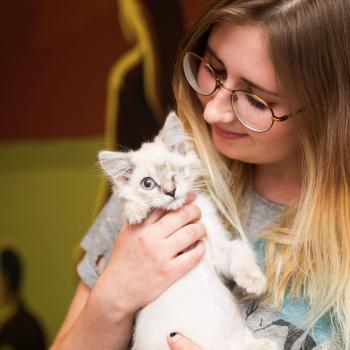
[194,195,232,244]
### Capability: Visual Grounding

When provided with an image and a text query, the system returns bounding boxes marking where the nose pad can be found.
[164,188,176,198]
[203,88,236,124]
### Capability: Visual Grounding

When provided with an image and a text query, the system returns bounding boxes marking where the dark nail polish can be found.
[170,332,177,337]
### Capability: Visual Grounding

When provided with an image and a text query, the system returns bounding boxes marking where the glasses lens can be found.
[231,91,274,132]
[183,52,217,96]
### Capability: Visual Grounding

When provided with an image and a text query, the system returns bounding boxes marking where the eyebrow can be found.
[206,46,281,97]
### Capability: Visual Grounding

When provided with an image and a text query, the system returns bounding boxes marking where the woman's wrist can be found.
[53,286,134,350]
[90,266,136,319]
[74,276,135,350]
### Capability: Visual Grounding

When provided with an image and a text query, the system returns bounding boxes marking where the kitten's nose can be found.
[165,188,176,198]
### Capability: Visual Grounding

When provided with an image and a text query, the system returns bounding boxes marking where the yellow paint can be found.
[0,137,103,343]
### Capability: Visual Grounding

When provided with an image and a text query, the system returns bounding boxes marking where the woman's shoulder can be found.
[79,193,124,251]
[77,193,124,289]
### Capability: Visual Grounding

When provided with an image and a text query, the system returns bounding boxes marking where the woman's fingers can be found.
[155,203,202,239]
[169,239,206,279]
[167,332,203,350]
[142,207,167,225]
[166,222,206,257]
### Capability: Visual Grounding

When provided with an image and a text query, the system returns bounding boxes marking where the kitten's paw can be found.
[234,266,267,295]
[125,210,147,225]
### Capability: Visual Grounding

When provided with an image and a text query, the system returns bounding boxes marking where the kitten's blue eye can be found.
[141,177,157,190]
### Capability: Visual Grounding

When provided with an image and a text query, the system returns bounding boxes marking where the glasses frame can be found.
[184,52,302,133]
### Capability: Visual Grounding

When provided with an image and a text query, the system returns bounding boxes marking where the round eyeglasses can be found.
[183,51,296,133]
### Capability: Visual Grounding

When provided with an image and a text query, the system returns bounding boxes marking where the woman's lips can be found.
[212,125,247,140]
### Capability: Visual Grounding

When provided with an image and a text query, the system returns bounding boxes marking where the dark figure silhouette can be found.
[0,248,47,350]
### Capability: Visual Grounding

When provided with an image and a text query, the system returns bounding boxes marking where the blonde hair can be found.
[173,0,350,348]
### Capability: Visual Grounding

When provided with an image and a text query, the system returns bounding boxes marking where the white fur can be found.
[99,112,277,350]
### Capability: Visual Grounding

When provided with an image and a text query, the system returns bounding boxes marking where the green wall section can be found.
[0,136,105,345]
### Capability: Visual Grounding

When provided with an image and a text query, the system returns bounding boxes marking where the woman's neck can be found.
[252,160,301,206]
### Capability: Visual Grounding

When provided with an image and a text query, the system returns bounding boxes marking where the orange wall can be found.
[0,0,126,139]
[1,0,210,140]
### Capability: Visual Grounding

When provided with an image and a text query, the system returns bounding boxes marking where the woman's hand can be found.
[167,333,203,350]
[94,194,206,316]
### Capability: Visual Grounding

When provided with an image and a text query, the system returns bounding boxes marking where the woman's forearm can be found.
[52,276,135,350]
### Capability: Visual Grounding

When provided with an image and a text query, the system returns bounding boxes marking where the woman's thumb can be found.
[167,332,202,350]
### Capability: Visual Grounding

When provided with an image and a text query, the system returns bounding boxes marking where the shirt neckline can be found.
[251,189,288,210]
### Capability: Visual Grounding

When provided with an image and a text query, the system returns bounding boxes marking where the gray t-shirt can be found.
[77,191,331,349]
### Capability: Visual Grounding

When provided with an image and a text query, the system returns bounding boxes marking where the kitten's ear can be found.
[159,111,192,155]
[98,151,134,185]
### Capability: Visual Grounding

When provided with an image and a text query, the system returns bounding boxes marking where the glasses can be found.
[183,51,296,133]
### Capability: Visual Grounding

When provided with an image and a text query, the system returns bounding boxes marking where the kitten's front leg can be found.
[124,201,149,225]
[210,236,266,295]
[228,239,267,295]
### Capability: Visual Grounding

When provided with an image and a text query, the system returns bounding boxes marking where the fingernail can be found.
[169,332,180,343]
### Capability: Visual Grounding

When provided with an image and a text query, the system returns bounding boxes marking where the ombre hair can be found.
[173,0,350,348]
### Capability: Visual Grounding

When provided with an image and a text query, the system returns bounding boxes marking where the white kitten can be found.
[99,112,277,350]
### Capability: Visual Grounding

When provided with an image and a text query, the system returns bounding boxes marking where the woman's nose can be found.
[202,88,236,124]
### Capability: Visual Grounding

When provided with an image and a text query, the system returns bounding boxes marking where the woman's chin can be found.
[212,132,250,162]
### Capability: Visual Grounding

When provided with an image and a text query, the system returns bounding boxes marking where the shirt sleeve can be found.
[77,193,124,289]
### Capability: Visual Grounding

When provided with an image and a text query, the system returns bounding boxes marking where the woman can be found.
[51,0,350,349]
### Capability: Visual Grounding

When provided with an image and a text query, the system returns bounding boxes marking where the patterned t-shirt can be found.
[243,191,332,349]
[77,191,333,349]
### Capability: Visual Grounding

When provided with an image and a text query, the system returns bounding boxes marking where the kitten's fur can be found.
[99,112,277,350]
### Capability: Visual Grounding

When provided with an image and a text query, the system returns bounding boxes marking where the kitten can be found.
[99,111,277,350]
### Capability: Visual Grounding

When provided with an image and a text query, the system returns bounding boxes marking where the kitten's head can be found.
[99,112,205,222]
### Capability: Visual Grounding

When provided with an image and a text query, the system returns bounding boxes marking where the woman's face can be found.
[198,24,300,166]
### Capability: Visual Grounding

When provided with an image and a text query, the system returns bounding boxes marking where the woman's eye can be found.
[247,95,269,111]
[141,177,157,190]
